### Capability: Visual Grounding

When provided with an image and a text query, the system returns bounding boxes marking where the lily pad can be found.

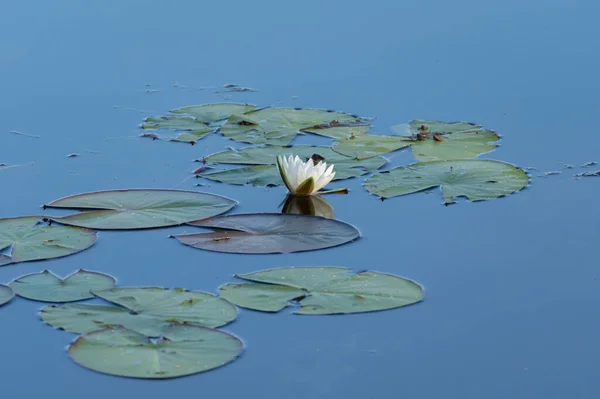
[69,325,243,379]
[365,159,528,203]
[200,145,386,187]
[0,285,14,306]
[173,213,360,254]
[332,133,412,159]
[142,103,255,143]
[10,269,116,302]
[0,217,97,266]
[41,287,238,336]
[220,107,366,145]
[219,267,424,314]
[170,103,255,123]
[303,125,371,139]
[391,120,499,161]
[45,189,237,230]
[142,116,214,142]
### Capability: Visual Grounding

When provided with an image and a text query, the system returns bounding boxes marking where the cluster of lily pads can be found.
[0,188,424,378]
[0,103,530,380]
[143,103,529,204]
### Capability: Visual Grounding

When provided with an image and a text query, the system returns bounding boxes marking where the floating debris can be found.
[66,153,80,158]
[543,171,562,176]
[217,84,258,93]
[574,170,600,178]
[559,162,574,169]
[9,130,40,139]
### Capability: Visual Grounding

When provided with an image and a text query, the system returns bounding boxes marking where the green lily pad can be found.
[199,145,386,187]
[69,325,243,379]
[142,103,256,143]
[41,287,238,336]
[365,159,529,203]
[332,133,412,159]
[201,165,283,187]
[173,213,360,254]
[219,267,424,314]
[170,103,255,123]
[391,120,500,161]
[45,189,237,230]
[303,124,371,139]
[220,107,366,145]
[0,284,14,306]
[142,116,214,142]
[10,269,116,302]
[0,217,97,266]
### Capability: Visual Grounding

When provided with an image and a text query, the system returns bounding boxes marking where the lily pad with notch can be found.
[220,107,367,145]
[365,159,528,203]
[44,189,237,230]
[69,324,243,379]
[391,120,500,161]
[10,269,116,302]
[0,284,14,306]
[41,287,238,336]
[0,217,97,267]
[173,213,360,254]
[219,267,424,314]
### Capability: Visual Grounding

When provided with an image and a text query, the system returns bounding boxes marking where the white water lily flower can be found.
[276,154,336,196]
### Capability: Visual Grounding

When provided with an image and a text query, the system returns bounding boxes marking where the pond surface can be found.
[1,0,599,397]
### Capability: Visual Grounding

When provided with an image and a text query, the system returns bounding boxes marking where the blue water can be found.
[1,0,599,397]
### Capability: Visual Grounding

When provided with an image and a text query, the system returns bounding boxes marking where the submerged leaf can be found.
[219,267,424,314]
[45,189,237,230]
[10,269,115,302]
[41,287,237,336]
[365,159,528,203]
[0,284,14,306]
[69,325,243,379]
[220,107,366,145]
[173,213,360,254]
[0,217,97,266]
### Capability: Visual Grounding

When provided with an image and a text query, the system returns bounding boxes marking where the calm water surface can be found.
[1,0,599,398]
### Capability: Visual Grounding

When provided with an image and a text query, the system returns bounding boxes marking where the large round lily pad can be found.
[10,269,116,302]
[199,145,387,187]
[69,325,243,379]
[365,159,528,203]
[45,189,237,230]
[220,107,366,145]
[219,267,424,314]
[0,217,97,266]
[173,213,360,254]
[0,284,14,306]
[41,287,238,336]
[391,120,500,161]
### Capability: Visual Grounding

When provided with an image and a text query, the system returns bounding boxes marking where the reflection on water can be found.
[280,194,336,219]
